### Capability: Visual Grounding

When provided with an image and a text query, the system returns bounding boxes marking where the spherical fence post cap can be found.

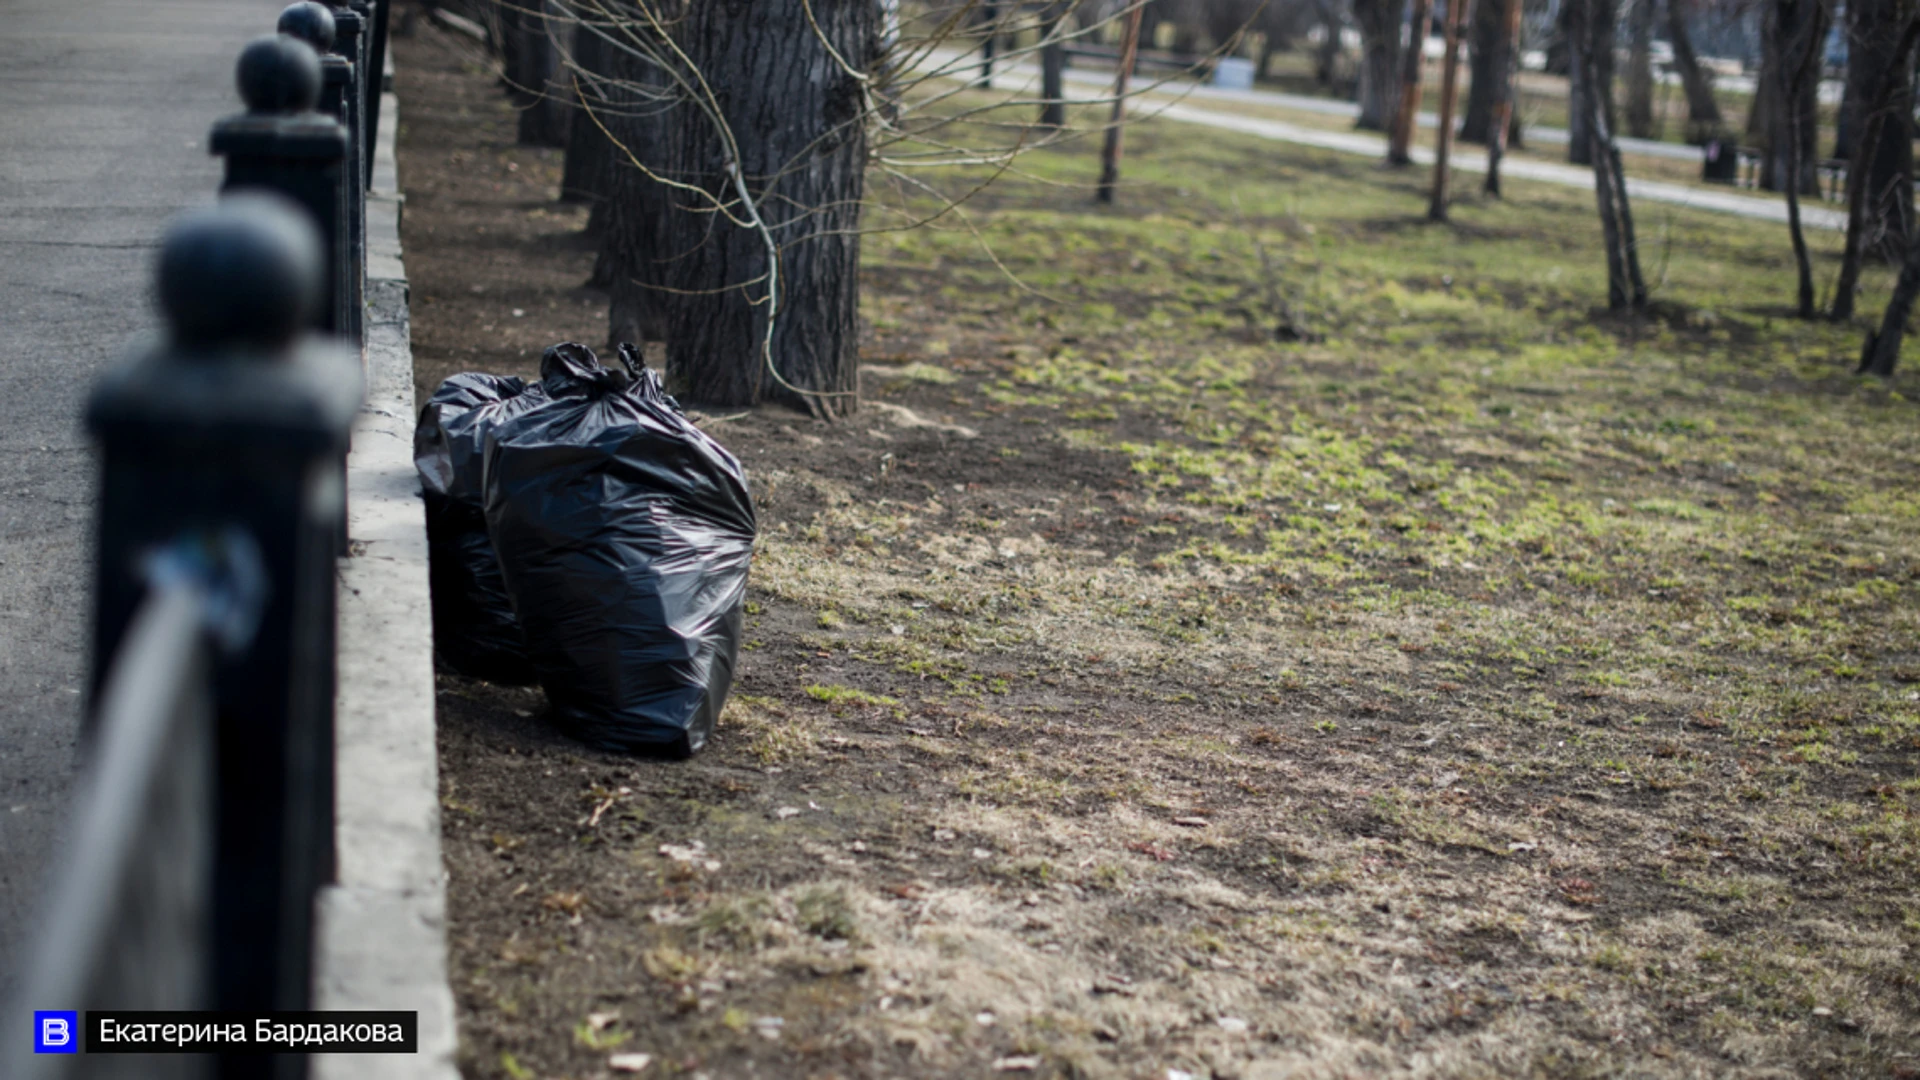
[276,2,337,54]
[157,193,324,350]
[236,34,323,114]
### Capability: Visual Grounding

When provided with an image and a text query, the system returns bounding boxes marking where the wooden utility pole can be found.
[1429,0,1470,219]
[1096,3,1146,204]
[1389,0,1435,164]
[1483,0,1524,195]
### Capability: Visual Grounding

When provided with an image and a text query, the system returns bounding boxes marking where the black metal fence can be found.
[6,4,392,1077]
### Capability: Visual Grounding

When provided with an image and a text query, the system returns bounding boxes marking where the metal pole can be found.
[1096,4,1147,204]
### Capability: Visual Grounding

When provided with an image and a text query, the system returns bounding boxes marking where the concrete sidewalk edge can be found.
[314,87,460,1078]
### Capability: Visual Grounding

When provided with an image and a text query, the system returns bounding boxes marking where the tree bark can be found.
[560,16,613,204]
[596,13,679,338]
[1460,0,1506,143]
[1566,0,1617,165]
[1838,0,1916,250]
[1314,0,1344,86]
[1768,0,1830,315]
[501,0,573,148]
[1430,0,1470,219]
[661,0,874,417]
[1666,0,1724,142]
[1354,0,1408,130]
[1390,0,1436,164]
[1574,0,1646,309]
[1484,0,1524,193]
[1757,0,1824,194]
[1040,13,1067,129]
[1833,16,1920,320]
[1860,230,1920,373]
[1625,0,1657,138]
[1097,4,1147,203]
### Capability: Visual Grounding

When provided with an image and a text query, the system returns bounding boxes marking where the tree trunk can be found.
[977,1,999,89]
[1040,14,1066,129]
[1666,0,1724,142]
[503,0,572,148]
[1833,17,1920,320]
[1567,0,1617,165]
[1484,0,1524,192]
[1756,0,1825,194]
[1097,4,1147,203]
[597,16,678,337]
[1390,0,1436,163]
[1460,0,1506,143]
[1626,0,1657,138]
[1314,0,1344,86]
[1860,230,1920,373]
[661,0,874,417]
[1839,0,1916,251]
[1430,0,1470,219]
[1574,0,1647,309]
[1768,0,1830,315]
[560,17,613,204]
[1354,0,1408,130]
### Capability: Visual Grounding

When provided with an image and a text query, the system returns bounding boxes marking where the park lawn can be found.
[404,27,1920,1080]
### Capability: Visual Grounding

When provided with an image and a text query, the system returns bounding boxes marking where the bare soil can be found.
[397,20,1920,1080]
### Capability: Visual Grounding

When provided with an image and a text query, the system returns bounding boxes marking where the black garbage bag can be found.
[483,342,756,757]
[415,372,548,683]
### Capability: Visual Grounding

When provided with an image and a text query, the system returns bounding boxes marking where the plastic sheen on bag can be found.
[415,372,548,684]
[483,343,757,757]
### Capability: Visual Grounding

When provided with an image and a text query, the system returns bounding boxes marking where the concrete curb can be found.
[313,86,460,1079]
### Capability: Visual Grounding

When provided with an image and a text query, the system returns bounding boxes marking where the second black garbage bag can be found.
[416,372,548,684]
[483,342,757,757]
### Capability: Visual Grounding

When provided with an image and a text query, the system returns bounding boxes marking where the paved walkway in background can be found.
[929,49,1845,231]
[0,0,283,994]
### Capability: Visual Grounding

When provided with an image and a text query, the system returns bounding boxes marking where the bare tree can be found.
[1460,0,1516,144]
[1565,0,1617,166]
[1389,0,1435,164]
[1353,0,1408,130]
[1429,0,1470,219]
[501,0,574,146]
[1571,0,1646,309]
[1666,0,1723,143]
[1624,0,1656,138]
[1766,0,1832,316]
[1837,13,1920,321]
[514,0,1188,420]
[1835,0,1916,261]
[1482,0,1524,194]
[1756,0,1825,193]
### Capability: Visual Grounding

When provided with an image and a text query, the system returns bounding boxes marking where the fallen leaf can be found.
[1127,840,1176,861]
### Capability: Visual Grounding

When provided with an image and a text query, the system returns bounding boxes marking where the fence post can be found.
[366,0,391,184]
[278,3,365,346]
[211,36,353,345]
[85,194,361,1055]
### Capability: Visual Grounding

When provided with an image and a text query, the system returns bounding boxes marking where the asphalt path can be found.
[926,48,1846,231]
[0,0,283,993]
